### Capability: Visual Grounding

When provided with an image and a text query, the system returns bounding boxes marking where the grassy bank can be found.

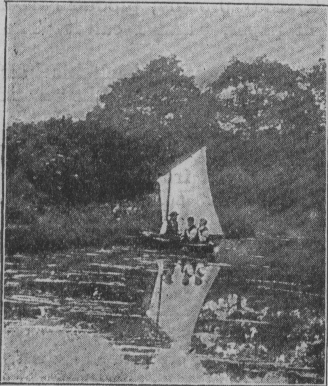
[6,194,325,256]
[6,196,161,255]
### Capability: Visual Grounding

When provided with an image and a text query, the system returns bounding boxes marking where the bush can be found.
[5,195,163,255]
[255,164,297,214]
[218,206,257,239]
[6,200,36,225]
[211,167,256,207]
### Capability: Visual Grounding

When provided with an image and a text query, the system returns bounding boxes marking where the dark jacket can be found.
[181,224,198,242]
[166,218,179,235]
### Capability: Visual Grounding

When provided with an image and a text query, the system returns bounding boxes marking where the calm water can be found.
[4,241,325,383]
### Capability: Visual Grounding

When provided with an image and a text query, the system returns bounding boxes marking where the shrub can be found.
[218,206,256,239]
[5,195,163,255]
[6,200,36,225]
[211,167,256,207]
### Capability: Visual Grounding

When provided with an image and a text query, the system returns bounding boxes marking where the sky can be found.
[6,4,327,125]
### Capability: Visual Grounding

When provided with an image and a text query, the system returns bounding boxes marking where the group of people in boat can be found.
[166,211,210,244]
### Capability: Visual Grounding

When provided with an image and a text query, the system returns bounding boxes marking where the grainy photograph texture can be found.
[1,3,327,384]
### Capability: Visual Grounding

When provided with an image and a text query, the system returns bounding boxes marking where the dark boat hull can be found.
[138,234,215,254]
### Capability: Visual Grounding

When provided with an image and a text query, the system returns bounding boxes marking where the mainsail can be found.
[157,147,223,236]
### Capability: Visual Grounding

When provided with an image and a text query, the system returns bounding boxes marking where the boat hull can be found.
[138,234,218,254]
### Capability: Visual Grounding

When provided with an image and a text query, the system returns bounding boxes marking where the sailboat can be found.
[141,147,224,252]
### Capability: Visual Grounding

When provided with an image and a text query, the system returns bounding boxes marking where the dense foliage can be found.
[7,119,158,207]
[6,55,326,243]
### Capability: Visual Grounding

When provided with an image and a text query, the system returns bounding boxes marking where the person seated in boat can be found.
[142,211,179,240]
[197,218,210,243]
[165,211,179,236]
[181,216,198,243]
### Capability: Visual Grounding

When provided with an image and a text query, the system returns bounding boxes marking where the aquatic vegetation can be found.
[195,287,325,383]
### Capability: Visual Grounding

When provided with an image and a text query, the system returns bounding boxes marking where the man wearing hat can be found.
[165,211,179,236]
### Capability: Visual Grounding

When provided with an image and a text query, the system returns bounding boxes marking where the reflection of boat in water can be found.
[147,259,223,349]
[141,147,223,253]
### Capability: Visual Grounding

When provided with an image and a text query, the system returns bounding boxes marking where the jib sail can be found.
[157,147,223,236]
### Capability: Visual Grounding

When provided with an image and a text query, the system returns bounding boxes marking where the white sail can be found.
[157,147,223,236]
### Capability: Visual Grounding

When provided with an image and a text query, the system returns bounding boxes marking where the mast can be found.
[166,171,172,221]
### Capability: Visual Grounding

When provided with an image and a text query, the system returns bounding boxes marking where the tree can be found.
[88,55,218,164]
[211,57,321,136]
[208,58,325,223]
[6,117,157,207]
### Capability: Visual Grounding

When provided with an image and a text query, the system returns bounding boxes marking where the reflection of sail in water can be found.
[157,147,223,235]
[148,260,221,349]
